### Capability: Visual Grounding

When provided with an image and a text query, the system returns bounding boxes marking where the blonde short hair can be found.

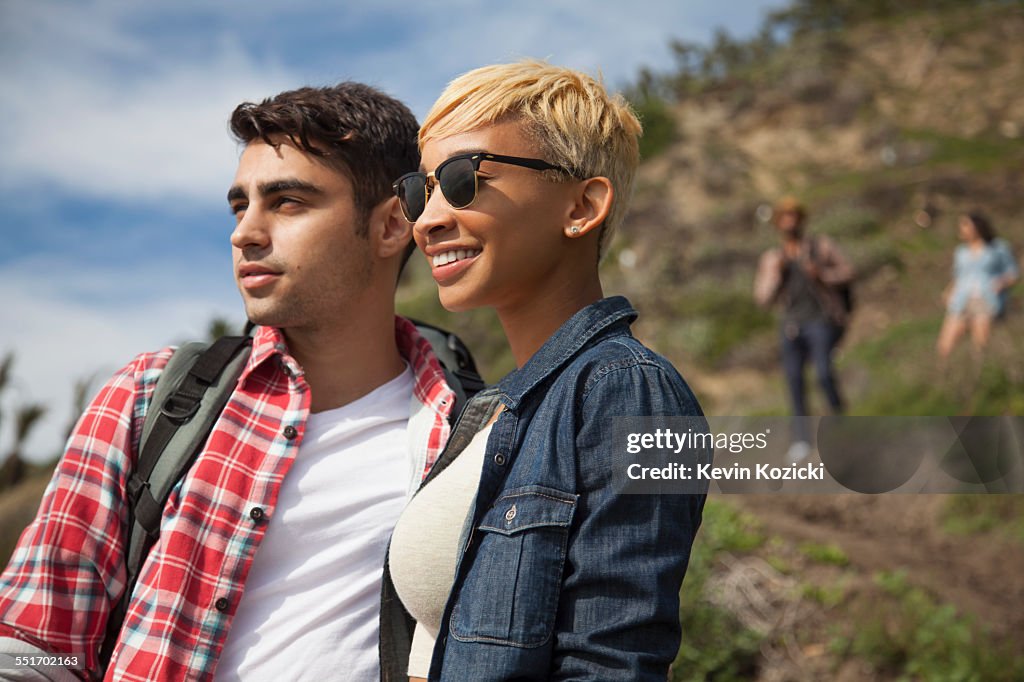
[420,60,642,257]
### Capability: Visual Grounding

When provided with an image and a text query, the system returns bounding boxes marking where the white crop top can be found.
[388,422,494,677]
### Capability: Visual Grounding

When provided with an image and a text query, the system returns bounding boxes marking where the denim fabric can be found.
[380,296,708,681]
[947,239,1019,317]
[781,320,844,438]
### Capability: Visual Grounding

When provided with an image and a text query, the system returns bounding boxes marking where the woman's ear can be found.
[372,196,414,259]
[565,177,613,238]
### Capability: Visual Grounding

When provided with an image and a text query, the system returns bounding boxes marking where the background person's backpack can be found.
[98,323,484,671]
[810,235,855,318]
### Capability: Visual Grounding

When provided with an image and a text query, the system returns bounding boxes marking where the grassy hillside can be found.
[400,0,1024,418]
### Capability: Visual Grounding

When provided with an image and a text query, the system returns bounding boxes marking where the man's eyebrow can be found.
[226,178,325,203]
[259,178,325,196]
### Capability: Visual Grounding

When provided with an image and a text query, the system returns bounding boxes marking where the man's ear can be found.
[564,177,613,238]
[370,196,413,259]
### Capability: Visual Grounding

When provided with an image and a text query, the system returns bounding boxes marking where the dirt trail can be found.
[734,494,1024,639]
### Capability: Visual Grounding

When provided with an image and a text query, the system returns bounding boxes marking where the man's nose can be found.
[230,204,271,250]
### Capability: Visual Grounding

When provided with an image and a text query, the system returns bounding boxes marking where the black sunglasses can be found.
[392,152,573,222]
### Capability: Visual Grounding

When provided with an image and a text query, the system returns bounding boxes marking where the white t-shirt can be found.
[214,365,414,681]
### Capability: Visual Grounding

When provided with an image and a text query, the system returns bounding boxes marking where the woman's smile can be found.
[429,248,482,283]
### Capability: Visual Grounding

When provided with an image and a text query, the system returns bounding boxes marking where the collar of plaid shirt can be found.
[0,317,454,681]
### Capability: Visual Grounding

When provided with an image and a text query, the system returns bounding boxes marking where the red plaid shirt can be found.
[0,319,454,681]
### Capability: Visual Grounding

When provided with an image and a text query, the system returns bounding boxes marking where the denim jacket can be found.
[380,296,707,681]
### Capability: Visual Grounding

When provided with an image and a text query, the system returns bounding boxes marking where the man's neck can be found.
[283,312,405,413]
[782,232,804,256]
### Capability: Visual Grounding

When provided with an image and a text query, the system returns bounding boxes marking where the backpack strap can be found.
[810,235,854,318]
[99,335,252,671]
[408,319,486,419]
[98,323,483,671]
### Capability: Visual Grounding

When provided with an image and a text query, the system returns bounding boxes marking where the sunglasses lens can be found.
[438,157,477,209]
[398,175,426,222]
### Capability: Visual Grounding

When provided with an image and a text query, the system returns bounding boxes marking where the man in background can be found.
[754,196,854,461]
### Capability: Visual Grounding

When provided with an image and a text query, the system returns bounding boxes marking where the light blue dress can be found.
[947,238,1019,316]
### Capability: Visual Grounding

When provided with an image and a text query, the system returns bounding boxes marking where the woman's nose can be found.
[413,186,458,243]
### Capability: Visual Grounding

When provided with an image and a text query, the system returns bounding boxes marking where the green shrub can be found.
[632,95,678,160]
[942,495,1024,544]
[673,500,765,680]
[833,570,1024,680]
[801,582,847,607]
[799,541,850,567]
[667,289,775,367]
[672,599,761,681]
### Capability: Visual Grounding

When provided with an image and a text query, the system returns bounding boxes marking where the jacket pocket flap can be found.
[478,486,577,536]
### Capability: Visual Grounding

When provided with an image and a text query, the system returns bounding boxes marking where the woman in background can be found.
[383,60,708,681]
[937,211,1019,362]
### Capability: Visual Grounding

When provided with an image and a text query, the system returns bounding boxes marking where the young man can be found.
[754,196,854,460]
[0,83,455,681]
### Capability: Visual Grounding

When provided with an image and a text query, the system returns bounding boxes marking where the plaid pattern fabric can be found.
[0,318,453,681]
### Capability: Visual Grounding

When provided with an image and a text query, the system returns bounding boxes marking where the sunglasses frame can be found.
[393,152,573,222]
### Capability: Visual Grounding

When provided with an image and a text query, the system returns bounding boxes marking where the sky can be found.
[0,0,787,463]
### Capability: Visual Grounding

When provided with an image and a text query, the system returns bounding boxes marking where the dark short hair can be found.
[229,83,419,233]
[965,211,996,244]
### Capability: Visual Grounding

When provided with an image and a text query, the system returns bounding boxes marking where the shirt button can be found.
[505,505,517,522]
[493,453,506,466]
[214,597,230,612]
[283,425,299,440]
[250,507,266,522]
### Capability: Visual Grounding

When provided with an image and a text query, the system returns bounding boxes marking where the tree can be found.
[206,316,238,341]
[0,403,47,490]
[0,353,50,490]
[0,353,13,437]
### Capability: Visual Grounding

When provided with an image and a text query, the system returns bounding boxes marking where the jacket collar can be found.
[496,296,637,409]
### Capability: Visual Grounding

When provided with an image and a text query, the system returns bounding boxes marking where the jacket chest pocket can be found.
[450,486,577,648]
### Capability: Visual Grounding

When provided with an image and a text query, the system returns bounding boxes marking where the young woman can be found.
[381,61,708,681]
[937,212,1019,362]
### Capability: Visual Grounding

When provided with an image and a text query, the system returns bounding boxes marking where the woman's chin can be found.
[438,288,481,313]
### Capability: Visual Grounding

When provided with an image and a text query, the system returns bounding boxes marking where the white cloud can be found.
[0,0,782,204]
[0,4,296,205]
[0,258,242,463]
